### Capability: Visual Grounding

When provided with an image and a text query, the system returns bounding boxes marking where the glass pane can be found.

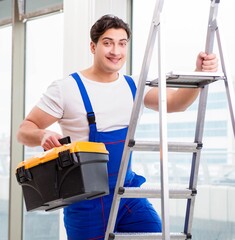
[25,0,62,14]
[132,0,235,239]
[24,13,63,240]
[0,25,12,240]
[0,0,12,22]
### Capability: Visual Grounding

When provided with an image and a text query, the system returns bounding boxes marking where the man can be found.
[17,15,218,240]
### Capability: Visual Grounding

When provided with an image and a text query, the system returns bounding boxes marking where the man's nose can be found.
[110,44,120,55]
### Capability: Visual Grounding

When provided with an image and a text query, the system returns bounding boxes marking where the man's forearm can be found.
[17,121,45,147]
[167,88,201,113]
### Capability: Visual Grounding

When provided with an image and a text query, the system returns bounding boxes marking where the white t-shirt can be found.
[37,73,147,142]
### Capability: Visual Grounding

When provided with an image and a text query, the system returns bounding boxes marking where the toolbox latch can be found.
[16,167,32,184]
[58,150,74,168]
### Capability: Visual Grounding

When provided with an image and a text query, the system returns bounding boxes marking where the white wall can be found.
[63,0,129,76]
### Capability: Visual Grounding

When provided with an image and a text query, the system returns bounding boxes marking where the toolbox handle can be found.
[59,136,71,145]
[44,136,71,152]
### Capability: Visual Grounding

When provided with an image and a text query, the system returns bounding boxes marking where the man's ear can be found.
[90,41,96,54]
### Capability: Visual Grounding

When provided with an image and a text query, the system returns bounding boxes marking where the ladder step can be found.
[130,141,202,152]
[118,187,196,199]
[147,71,225,88]
[108,232,189,240]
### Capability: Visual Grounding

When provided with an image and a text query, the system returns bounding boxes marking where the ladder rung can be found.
[131,141,201,152]
[147,71,225,88]
[118,187,196,199]
[108,232,189,240]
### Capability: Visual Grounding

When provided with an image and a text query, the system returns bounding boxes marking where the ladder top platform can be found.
[148,71,225,88]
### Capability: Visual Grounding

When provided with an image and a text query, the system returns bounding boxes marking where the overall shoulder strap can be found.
[70,72,94,117]
[70,72,97,140]
[124,75,136,100]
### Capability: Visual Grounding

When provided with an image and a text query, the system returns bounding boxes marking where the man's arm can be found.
[144,52,218,112]
[17,106,62,150]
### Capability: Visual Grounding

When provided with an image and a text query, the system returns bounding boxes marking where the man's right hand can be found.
[41,130,63,150]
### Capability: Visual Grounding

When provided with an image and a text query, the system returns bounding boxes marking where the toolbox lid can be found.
[16,141,108,170]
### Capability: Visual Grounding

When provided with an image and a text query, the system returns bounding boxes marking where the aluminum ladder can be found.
[105,0,235,239]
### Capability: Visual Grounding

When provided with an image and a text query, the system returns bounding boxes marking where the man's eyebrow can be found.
[101,37,128,41]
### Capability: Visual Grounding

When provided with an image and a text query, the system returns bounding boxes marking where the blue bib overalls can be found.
[64,73,162,240]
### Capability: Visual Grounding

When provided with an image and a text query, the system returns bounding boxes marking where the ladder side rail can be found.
[184,0,219,234]
[215,26,235,137]
[125,0,163,141]
[157,10,171,240]
[104,1,164,239]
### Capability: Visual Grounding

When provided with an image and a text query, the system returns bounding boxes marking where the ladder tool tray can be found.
[15,141,109,212]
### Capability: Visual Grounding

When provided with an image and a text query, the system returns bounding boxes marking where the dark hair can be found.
[90,14,131,44]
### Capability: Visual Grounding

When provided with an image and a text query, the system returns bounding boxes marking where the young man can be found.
[17,15,218,239]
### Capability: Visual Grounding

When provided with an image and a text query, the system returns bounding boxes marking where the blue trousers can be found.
[64,191,162,240]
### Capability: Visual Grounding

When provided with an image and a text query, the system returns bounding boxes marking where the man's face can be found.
[91,28,129,73]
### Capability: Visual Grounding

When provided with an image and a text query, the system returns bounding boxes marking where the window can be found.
[132,0,235,239]
[23,13,63,240]
[0,0,12,25]
[0,25,12,240]
[17,0,62,21]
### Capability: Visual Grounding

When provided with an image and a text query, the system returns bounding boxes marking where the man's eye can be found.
[120,42,127,47]
[104,41,111,46]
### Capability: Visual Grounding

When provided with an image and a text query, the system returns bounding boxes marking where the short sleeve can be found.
[36,79,64,118]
